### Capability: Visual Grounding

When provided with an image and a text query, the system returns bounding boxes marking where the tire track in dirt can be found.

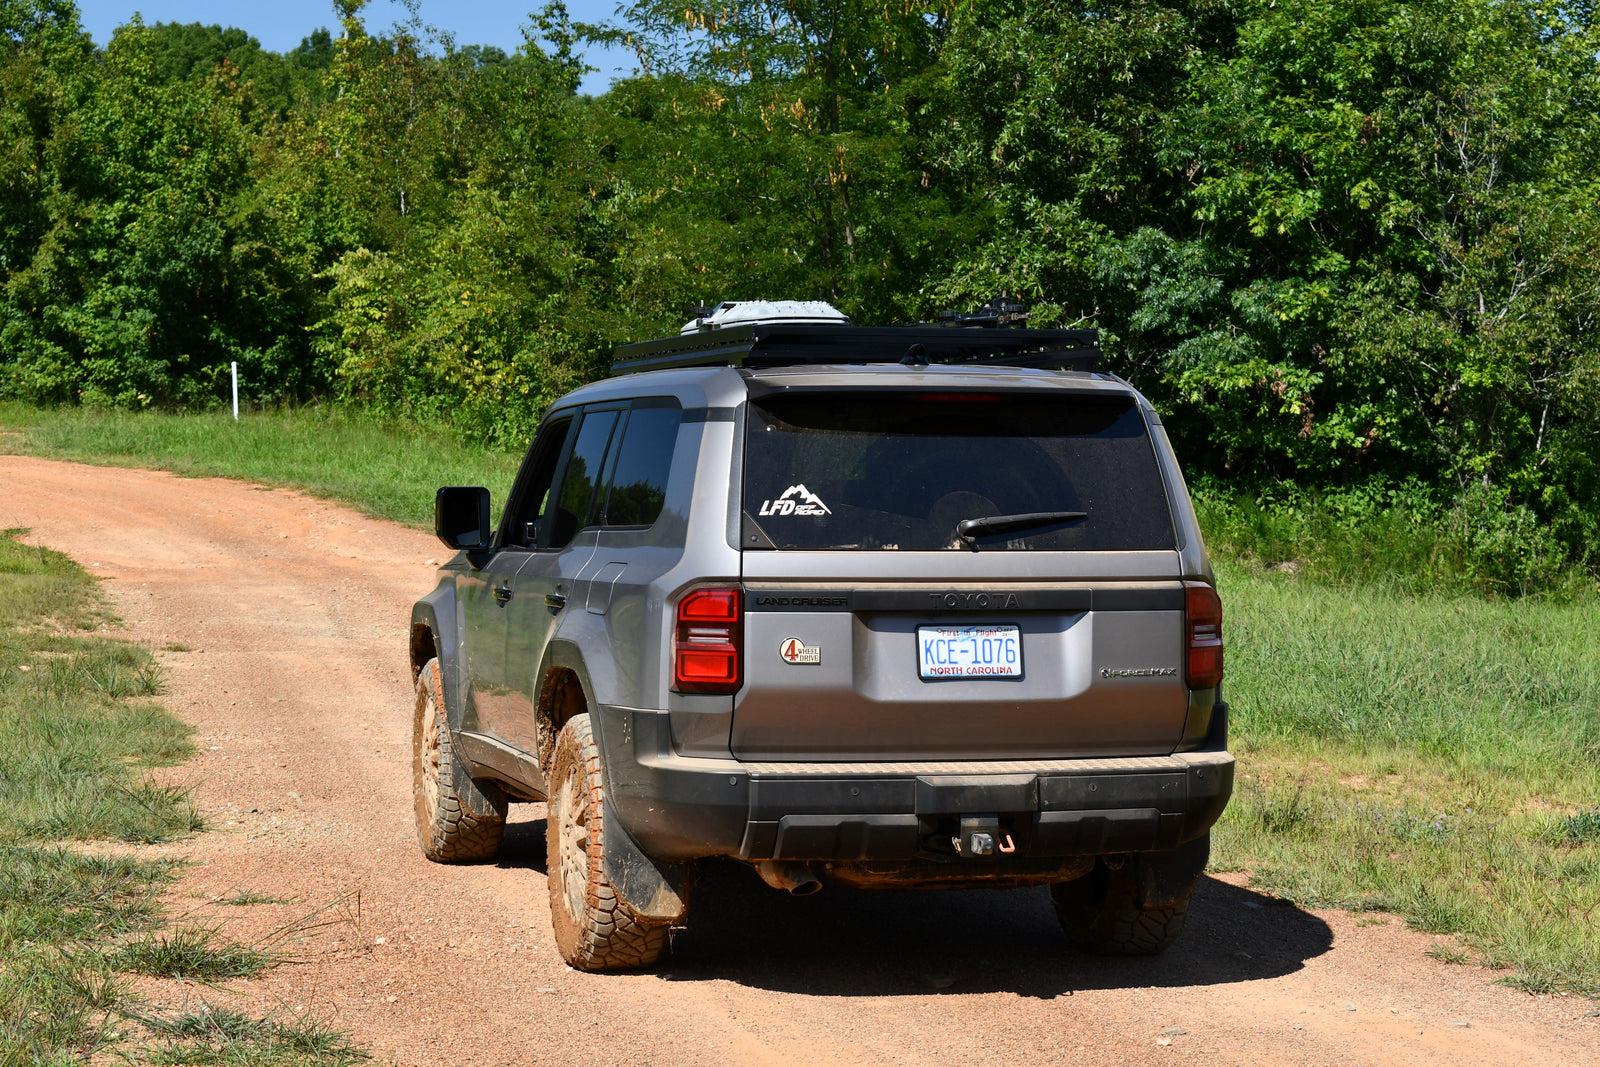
[2,454,1593,1066]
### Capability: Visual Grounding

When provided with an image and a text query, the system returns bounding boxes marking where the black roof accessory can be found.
[612,299,1098,376]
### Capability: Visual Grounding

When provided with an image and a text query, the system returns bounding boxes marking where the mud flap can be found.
[441,714,507,820]
[1136,831,1209,910]
[602,818,691,925]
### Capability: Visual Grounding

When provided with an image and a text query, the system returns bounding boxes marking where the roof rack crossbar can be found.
[611,324,1100,376]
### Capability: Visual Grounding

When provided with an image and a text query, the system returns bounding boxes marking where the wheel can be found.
[412,657,505,863]
[1051,857,1190,955]
[546,712,670,971]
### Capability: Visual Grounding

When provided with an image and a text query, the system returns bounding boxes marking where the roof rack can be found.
[611,322,1100,376]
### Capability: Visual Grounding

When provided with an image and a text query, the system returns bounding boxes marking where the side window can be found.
[502,414,574,547]
[599,401,682,528]
[548,409,621,549]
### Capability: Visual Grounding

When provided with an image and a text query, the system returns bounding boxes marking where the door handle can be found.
[493,583,513,604]
[545,592,567,612]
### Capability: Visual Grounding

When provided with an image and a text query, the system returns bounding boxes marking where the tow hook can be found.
[952,815,1012,857]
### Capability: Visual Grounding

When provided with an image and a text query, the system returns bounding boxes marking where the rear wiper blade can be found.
[957,510,1087,546]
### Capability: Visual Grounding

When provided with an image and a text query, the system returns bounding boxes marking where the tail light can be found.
[1184,581,1224,689]
[673,587,743,694]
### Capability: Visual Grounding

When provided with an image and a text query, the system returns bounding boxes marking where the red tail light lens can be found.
[1185,582,1224,689]
[673,587,743,694]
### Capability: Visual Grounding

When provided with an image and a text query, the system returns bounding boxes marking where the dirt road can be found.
[1,454,1592,1066]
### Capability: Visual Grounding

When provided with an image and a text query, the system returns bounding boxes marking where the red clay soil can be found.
[2,453,1593,1066]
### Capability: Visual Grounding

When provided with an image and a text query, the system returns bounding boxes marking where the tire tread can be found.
[547,713,670,971]
[413,658,505,863]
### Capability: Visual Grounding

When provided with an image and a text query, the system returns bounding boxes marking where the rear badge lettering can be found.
[1100,667,1178,678]
[758,484,832,517]
[779,638,822,665]
[928,591,1022,609]
[753,594,849,607]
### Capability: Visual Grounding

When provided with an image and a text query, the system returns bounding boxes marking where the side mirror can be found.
[435,487,491,550]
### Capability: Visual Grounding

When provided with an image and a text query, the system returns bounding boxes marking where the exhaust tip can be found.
[755,861,823,896]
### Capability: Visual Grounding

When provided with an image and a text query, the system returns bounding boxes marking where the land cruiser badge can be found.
[779,638,821,665]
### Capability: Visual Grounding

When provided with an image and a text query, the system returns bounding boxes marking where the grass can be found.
[132,1004,369,1067]
[0,527,367,1065]
[212,889,292,907]
[1213,559,1600,998]
[109,926,283,981]
[0,530,198,845]
[0,401,523,530]
[4,402,1598,1001]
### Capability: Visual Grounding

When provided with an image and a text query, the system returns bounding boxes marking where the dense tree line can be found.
[2,0,1597,583]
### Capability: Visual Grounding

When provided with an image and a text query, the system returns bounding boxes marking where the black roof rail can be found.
[610,323,1099,376]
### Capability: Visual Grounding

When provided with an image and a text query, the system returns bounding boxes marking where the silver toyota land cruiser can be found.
[408,300,1233,971]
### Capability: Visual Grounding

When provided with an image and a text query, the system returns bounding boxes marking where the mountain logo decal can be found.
[758,484,832,517]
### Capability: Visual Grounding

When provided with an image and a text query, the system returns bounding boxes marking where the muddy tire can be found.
[546,712,670,971]
[412,657,505,863]
[1051,857,1189,956]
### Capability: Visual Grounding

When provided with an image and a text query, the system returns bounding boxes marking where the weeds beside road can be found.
[2,405,1597,1004]
[0,529,368,1065]
[1215,561,1600,998]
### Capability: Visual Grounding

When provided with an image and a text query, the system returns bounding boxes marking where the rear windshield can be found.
[742,391,1176,551]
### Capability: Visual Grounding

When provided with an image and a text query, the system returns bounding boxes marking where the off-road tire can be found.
[1050,857,1189,955]
[412,657,505,863]
[546,712,670,971]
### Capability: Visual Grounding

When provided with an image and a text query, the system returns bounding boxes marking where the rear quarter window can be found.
[600,402,682,528]
[742,391,1176,551]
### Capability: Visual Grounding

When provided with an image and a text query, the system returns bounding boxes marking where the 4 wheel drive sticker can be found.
[778,637,821,665]
[758,484,832,517]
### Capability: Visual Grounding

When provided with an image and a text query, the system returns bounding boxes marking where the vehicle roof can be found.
[551,363,1140,412]
[743,364,1136,394]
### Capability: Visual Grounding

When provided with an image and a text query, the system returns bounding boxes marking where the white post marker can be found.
[231,361,239,421]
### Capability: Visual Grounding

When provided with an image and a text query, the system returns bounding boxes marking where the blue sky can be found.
[75,1,640,95]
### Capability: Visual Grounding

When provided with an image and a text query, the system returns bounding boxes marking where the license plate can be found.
[917,625,1023,680]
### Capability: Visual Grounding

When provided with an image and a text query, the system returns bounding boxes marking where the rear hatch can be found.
[734,378,1188,761]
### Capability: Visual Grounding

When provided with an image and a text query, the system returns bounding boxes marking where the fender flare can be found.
[411,578,466,731]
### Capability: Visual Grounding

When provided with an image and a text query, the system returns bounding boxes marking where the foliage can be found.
[1,0,1598,581]
[1193,476,1585,597]
[143,21,334,116]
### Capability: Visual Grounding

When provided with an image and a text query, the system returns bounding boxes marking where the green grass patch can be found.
[0,848,168,1060]
[0,528,365,1064]
[0,402,522,530]
[1214,559,1600,999]
[109,925,281,981]
[132,1003,370,1067]
[0,531,197,845]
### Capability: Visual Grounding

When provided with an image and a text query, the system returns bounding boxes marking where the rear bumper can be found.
[594,704,1234,863]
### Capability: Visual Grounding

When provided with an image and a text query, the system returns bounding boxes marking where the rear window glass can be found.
[742,392,1176,551]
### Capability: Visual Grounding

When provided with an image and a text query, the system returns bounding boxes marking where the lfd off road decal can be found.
[758,484,831,516]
